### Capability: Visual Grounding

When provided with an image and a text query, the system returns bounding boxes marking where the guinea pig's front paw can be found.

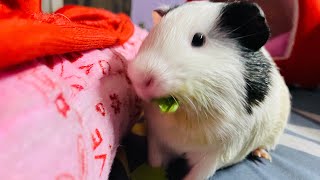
[252,148,272,162]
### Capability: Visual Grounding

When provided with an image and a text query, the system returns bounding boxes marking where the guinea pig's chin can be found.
[133,85,167,102]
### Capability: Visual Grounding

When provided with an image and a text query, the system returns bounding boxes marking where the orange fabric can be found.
[0,0,134,69]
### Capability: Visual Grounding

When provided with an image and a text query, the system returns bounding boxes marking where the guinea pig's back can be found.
[221,48,291,168]
[262,53,291,149]
[246,48,290,153]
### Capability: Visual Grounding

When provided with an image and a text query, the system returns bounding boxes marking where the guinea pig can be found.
[127,1,291,180]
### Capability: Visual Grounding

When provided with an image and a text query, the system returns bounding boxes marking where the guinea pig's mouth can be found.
[152,95,179,113]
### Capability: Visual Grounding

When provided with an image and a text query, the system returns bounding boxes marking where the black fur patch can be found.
[166,156,191,180]
[213,1,272,113]
[242,51,272,114]
[217,2,270,51]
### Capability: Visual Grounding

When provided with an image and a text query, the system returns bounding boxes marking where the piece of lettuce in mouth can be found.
[153,96,179,113]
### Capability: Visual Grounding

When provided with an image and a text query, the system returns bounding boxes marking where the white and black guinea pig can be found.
[127,1,291,180]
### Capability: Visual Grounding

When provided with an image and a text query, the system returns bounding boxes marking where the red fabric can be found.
[0,0,134,70]
[275,0,320,88]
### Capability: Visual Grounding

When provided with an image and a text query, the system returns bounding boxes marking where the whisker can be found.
[222,15,261,37]
[185,95,201,128]
[184,95,197,113]
[231,31,269,40]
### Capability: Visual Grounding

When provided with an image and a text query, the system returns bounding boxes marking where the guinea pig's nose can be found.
[144,76,154,88]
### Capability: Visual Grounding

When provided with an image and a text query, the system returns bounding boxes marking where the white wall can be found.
[131,0,185,30]
[41,0,64,12]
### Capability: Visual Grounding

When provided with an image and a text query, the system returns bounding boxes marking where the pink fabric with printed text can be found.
[0,26,148,180]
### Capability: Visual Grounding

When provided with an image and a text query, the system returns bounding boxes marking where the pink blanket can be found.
[0,26,148,179]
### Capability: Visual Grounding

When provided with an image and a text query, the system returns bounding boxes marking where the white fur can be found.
[127,1,291,179]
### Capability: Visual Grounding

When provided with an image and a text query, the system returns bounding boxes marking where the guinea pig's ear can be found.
[152,10,164,26]
[217,2,270,51]
[152,5,180,26]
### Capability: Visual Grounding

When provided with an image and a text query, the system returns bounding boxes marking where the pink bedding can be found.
[0,26,148,179]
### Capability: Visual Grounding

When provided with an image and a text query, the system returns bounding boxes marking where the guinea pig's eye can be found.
[191,33,206,47]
